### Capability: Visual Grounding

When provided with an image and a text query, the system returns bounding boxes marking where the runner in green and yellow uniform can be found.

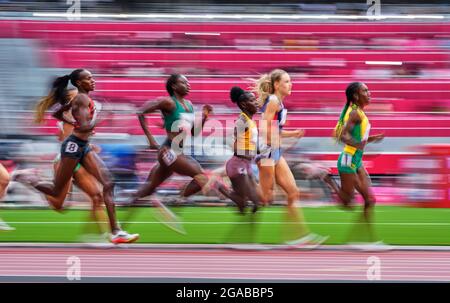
[329,82,384,236]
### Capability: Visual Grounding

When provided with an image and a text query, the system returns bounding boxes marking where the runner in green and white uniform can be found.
[127,74,245,226]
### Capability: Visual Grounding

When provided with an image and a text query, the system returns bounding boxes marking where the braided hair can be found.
[333,82,363,141]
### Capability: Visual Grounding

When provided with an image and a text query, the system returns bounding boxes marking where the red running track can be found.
[1,247,450,282]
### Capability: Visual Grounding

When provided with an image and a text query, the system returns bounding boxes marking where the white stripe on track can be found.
[2,243,450,251]
[4,221,450,226]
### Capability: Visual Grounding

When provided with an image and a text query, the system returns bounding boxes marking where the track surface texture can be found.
[1,245,449,282]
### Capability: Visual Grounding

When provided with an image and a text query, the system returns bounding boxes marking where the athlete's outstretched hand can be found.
[202,104,213,120]
[369,133,384,143]
[294,129,305,138]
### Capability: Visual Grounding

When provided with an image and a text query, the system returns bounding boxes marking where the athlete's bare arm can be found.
[191,103,212,137]
[281,129,305,138]
[137,97,174,149]
[71,94,96,133]
[368,133,385,143]
[52,102,74,125]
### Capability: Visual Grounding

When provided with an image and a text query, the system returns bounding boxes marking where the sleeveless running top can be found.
[234,112,258,157]
[163,96,195,132]
[260,94,288,130]
[73,96,98,132]
[342,104,371,155]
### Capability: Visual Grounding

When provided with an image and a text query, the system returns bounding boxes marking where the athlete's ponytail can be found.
[253,73,271,107]
[230,86,245,104]
[35,74,70,123]
[252,69,287,108]
[333,82,362,141]
[35,69,85,123]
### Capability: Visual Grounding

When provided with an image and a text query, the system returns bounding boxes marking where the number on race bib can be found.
[341,153,353,167]
[65,142,79,153]
[161,149,177,166]
[238,167,247,175]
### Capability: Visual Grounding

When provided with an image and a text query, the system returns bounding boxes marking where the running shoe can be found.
[347,241,393,252]
[0,219,14,231]
[228,243,270,251]
[110,230,140,244]
[80,233,114,248]
[285,233,329,250]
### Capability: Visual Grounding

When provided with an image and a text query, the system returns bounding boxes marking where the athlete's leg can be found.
[229,174,261,213]
[13,157,79,198]
[0,164,10,199]
[14,136,88,201]
[73,166,108,235]
[257,159,275,205]
[354,166,377,242]
[226,156,262,213]
[274,156,310,239]
[355,166,376,219]
[179,165,228,198]
[131,162,173,201]
[80,151,120,233]
[223,173,261,243]
[337,172,357,206]
[274,156,300,208]
[172,155,244,207]
[120,163,174,229]
[340,164,376,243]
[332,151,363,208]
[45,160,72,210]
[323,174,344,202]
[175,156,203,197]
[0,164,13,230]
[180,179,201,197]
[248,175,264,212]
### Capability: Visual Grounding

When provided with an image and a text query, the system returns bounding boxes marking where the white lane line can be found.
[4,221,450,226]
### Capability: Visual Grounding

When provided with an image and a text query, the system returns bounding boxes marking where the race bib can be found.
[161,148,177,166]
[238,167,247,175]
[341,153,353,167]
[65,141,79,153]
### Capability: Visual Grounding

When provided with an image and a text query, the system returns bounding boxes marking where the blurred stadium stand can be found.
[0,0,450,15]
[0,20,447,136]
